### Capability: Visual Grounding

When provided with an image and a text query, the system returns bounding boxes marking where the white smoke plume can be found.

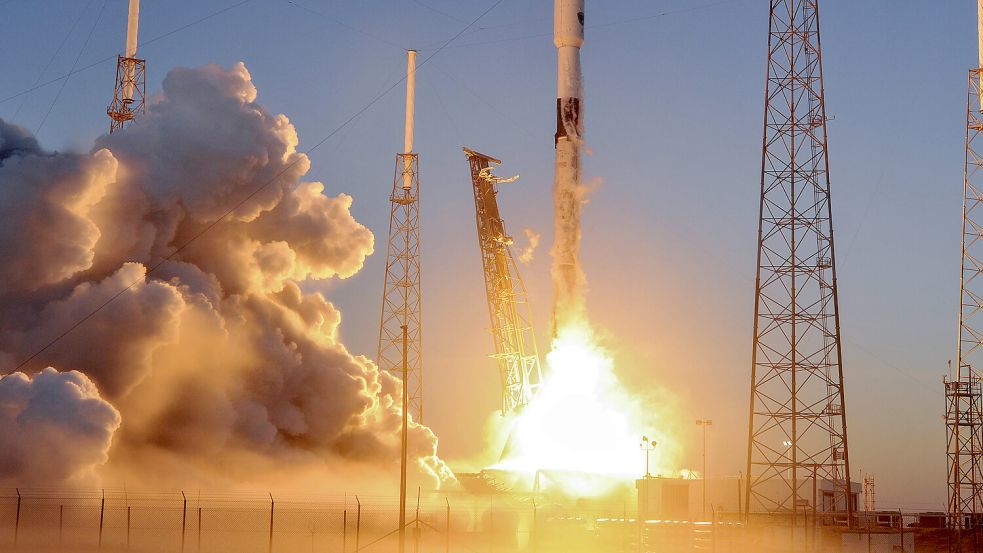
[0,62,453,489]
[517,228,540,264]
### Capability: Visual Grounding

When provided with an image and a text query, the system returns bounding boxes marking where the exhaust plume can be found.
[0,368,120,484]
[0,62,452,489]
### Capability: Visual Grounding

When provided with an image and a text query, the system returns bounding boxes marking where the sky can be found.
[0,0,973,510]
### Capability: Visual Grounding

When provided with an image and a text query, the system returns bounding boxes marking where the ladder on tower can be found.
[463,147,543,415]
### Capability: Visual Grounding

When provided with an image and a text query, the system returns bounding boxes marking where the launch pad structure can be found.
[107,0,145,133]
[463,148,543,415]
[745,0,854,526]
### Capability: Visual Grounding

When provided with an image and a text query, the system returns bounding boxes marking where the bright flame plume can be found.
[494,321,678,491]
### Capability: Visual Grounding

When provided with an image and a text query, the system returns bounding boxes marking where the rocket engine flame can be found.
[495,322,674,483]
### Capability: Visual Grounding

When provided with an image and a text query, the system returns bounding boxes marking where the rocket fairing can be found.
[550,0,586,332]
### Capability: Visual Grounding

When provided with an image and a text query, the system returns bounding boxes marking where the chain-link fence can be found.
[12,488,964,552]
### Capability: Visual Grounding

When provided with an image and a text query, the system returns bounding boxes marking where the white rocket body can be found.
[551,0,586,330]
[554,0,584,145]
[403,50,417,191]
[123,0,140,102]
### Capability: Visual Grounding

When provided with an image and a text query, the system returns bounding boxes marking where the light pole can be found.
[696,420,712,517]
[640,436,657,478]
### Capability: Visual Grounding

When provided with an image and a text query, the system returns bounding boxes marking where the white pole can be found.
[978,0,983,70]
[123,0,140,102]
[402,50,417,191]
[125,0,140,58]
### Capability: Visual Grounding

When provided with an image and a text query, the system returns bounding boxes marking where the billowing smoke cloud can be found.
[0,62,452,489]
[0,368,120,484]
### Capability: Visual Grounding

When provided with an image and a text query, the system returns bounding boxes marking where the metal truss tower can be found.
[946,66,983,539]
[377,51,423,422]
[107,0,145,133]
[745,0,854,526]
[463,148,543,415]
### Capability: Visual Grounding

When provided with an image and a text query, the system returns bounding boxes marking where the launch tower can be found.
[463,148,543,415]
[377,51,424,422]
[745,0,854,527]
[945,1,983,541]
[107,0,145,133]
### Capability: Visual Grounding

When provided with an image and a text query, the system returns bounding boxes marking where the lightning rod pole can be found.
[399,324,409,553]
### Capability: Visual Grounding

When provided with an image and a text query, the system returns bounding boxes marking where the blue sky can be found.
[0,0,974,509]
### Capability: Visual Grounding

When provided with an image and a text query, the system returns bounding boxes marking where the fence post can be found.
[99,489,105,548]
[343,509,347,553]
[198,507,202,553]
[127,505,131,549]
[181,491,187,553]
[59,504,64,545]
[532,497,537,553]
[414,487,421,553]
[14,488,20,546]
[711,506,717,553]
[445,497,450,553]
[268,493,275,553]
[355,496,361,553]
[622,502,626,553]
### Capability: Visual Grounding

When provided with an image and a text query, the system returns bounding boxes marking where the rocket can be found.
[550,0,586,331]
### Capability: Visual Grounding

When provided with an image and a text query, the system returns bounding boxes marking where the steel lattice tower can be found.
[377,51,423,422]
[107,0,145,134]
[946,67,983,537]
[745,0,854,526]
[463,148,543,415]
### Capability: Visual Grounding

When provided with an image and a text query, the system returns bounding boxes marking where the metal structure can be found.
[696,419,712,517]
[463,148,543,415]
[863,474,875,512]
[945,5,983,543]
[377,51,423,422]
[946,67,983,537]
[107,0,145,133]
[745,0,854,526]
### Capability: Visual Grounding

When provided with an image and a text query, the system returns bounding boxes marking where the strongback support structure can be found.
[946,67,983,541]
[745,0,853,527]
[378,51,423,422]
[463,148,543,415]
[107,0,145,133]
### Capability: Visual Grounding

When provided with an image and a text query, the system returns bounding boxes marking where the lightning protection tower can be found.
[745,0,854,527]
[463,148,543,415]
[107,0,146,133]
[945,2,983,541]
[377,51,423,422]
